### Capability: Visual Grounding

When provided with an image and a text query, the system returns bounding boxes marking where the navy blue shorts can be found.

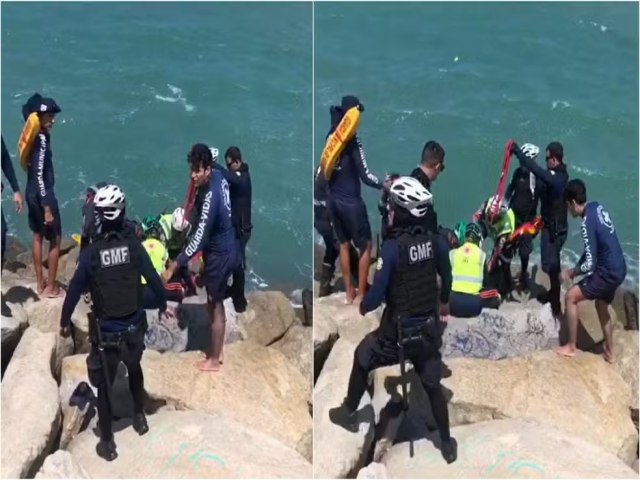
[27,196,61,240]
[203,252,238,304]
[578,272,623,304]
[328,198,372,251]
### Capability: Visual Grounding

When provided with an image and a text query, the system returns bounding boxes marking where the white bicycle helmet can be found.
[484,195,508,217]
[94,184,126,221]
[521,143,540,160]
[209,147,219,163]
[171,207,190,232]
[389,176,433,218]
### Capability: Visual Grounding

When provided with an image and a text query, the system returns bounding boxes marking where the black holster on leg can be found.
[88,312,116,411]
[396,313,438,458]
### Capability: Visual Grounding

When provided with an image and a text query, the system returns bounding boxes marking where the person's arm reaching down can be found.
[360,240,396,314]
[60,249,92,329]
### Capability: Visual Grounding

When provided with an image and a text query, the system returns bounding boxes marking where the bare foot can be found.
[37,279,47,295]
[603,347,614,364]
[555,345,576,358]
[196,358,221,372]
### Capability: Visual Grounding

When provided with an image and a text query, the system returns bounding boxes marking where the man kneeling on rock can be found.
[59,184,167,461]
[328,176,457,464]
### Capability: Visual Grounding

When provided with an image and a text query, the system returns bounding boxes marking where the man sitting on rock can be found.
[59,184,167,461]
[328,176,457,464]
[557,179,627,362]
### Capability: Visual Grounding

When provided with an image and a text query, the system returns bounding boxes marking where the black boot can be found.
[132,413,149,436]
[441,437,457,464]
[233,296,248,313]
[318,263,334,297]
[328,401,359,433]
[96,439,118,462]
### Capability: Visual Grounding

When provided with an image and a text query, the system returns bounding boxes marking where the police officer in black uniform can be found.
[510,141,568,317]
[214,146,252,312]
[329,176,457,464]
[410,140,446,233]
[59,184,166,461]
[505,143,540,289]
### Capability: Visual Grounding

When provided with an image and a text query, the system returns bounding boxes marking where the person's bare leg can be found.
[32,233,45,294]
[556,285,585,357]
[42,235,62,297]
[357,242,372,301]
[198,301,225,372]
[339,242,355,304]
[196,302,214,364]
[595,299,614,363]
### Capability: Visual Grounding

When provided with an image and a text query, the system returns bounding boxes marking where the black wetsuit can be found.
[514,148,568,316]
[505,166,539,279]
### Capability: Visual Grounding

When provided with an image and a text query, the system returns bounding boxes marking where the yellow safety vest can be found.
[141,238,168,285]
[491,209,515,239]
[449,242,486,295]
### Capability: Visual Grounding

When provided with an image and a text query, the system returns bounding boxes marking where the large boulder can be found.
[35,450,89,479]
[382,418,638,478]
[1,329,61,479]
[442,302,558,360]
[438,350,637,465]
[68,300,93,353]
[144,302,188,353]
[356,462,389,479]
[313,292,381,380]
[272,324,312,385]
[141,341,311,457]
[236,291,297,346]
[180,295,245,349]
[313,301,339,381]
[59,355,135,449]
[612,329,639,410]
[1,314,28,373]
[22,295,76,378]
[564,301,622,350]
[66,410,312,478]
[314,338,376,479]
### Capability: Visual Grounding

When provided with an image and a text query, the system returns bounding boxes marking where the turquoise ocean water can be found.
[1,2,312,294]
[314,1,639,288]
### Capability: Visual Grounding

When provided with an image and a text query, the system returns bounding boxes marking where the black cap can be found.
[341,95,364,112]
[38,97,61,115]
[546,141,564,161]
